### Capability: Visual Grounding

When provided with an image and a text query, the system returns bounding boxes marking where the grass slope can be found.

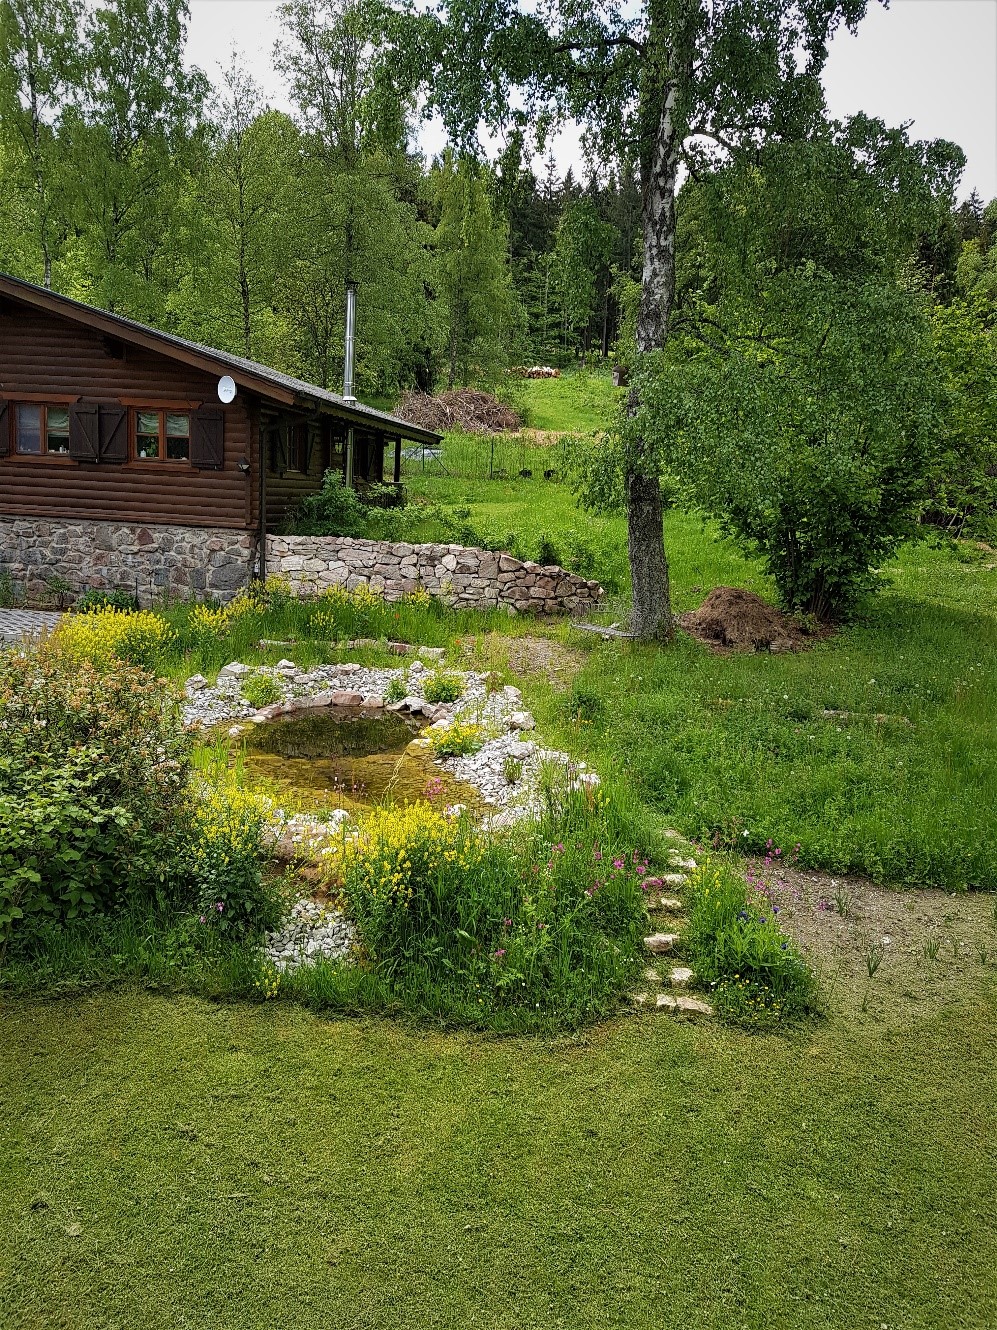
[3,990,997,1330]
[520,369,622,432]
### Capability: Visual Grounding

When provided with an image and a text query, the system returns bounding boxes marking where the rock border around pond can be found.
[184,652,598,822]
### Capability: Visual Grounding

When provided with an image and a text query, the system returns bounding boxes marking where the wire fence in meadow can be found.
[399,432,577,483]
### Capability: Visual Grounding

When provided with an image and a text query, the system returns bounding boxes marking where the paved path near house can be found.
[0,608,63,645]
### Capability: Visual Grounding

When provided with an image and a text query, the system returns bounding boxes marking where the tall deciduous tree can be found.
[62,0,207,313]
[0,0,81,287]
[433,152,523,388]
[419,0,885,638]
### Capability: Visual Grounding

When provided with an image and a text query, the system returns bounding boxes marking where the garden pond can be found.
[220,706,482,814]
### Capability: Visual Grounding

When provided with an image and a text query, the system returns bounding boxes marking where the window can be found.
[290,422,309,473]
[15,404,70,456]
[134,409,190,462]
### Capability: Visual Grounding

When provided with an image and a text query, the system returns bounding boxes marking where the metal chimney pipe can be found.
[343,280,357,402]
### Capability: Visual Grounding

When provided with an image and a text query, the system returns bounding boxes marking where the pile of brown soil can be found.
[396,389,522,434]
[678,586,810,653]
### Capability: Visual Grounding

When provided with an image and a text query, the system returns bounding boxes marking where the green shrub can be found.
[0,648,192,939]
[183,783,282,939]
[684,857,819,1025]
[535,532,563,566]
[241,672,283,709]
[421,668,464,704]
[428,719,484,757]
[337,797,648,1021]
[75,588,140,613]
[384,676,407,704]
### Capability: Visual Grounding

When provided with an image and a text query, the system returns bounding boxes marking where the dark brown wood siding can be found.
[0,301,255,530]
[263,412,345,527]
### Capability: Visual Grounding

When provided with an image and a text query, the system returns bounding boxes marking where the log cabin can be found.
[0,272,441,604]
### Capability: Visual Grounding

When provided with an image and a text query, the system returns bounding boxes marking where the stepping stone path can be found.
[0,608,62,646]
[636,831,714,1018]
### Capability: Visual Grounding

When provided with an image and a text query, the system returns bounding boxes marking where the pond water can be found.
[234,707,480,813]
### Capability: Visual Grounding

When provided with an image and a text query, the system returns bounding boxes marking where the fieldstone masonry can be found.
[0,516,256,606]
[266,534,605,615]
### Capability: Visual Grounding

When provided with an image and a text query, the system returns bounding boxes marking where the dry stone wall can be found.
[266,535,604,616]
[0,516,256,606]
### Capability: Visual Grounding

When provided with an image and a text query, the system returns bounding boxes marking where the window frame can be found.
[10,402,73,460]
[131,406,192,464]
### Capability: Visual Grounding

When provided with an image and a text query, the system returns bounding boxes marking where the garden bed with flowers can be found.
[0,578,817,1031]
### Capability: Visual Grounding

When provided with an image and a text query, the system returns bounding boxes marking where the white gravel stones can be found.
[263,897,356,972]
[218,661,252,679]
[669,966,694,987]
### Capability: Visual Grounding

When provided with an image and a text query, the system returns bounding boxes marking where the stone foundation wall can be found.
[0,516,257,607]
[266,535,605,616]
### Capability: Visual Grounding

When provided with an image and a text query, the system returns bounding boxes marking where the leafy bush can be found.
[428,719,484,756]
[421,669,464,704]
[0,648,192,938]
[241,672,283,709]
[75,588,140,613]
[384,676,407,704]
[684,857,819,1025]
[55,606,174,668]
[338,798,648,1020]
[183,783,282,939]
[635,276,942,620]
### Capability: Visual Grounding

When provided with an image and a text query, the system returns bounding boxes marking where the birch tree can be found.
[419,0,881,639]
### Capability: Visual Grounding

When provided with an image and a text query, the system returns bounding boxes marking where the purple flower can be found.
[612,857,625,870]
[493,948,506,960]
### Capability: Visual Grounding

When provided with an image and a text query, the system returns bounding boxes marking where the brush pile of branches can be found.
[396,389,523,434]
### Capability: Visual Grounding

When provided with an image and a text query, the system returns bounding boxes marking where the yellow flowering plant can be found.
[52,606,174,670]
[184,781,283,938]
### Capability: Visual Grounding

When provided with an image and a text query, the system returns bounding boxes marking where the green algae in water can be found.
[236,707,481,813]
[245,707,421,760]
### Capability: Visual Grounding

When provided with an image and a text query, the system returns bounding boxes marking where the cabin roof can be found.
[0,272,442,446]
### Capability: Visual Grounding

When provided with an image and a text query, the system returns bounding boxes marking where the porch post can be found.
[393,435,401,484]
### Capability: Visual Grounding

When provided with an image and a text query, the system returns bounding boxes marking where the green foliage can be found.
[926,296,997,538]
[0,648,192,938]
[241,671,284,710]
[684,857,819,1026]
[427,718,483,757]
[183,783,282,939]
[432,152,525,389]
[640,275,942,619]
[383,676,407,704]
[74,588,140,613]
[420,669,464,704]
[339,793,647,1022]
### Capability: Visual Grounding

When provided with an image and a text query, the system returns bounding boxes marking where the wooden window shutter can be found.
[191,407,225,469]
[69,404,99,461]
[98,405,128,462]
[0,399,8,457]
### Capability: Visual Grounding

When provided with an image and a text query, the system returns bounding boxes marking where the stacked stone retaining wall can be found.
[266,535,604,616]
[0,516,256,606]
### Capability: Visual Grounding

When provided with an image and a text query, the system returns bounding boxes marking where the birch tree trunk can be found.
[626,78,680,640]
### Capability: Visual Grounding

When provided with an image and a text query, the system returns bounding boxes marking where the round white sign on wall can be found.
[217,375,236,404]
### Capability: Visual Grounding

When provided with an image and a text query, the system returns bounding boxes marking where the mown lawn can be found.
[2,987,996,1330]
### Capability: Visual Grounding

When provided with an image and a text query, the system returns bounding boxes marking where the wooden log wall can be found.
[0,301,255,530]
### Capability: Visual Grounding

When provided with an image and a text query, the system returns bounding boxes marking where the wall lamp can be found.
[237,457,251,475]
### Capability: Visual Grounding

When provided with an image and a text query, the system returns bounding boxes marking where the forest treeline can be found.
[0,0,641,398]
[2,0,997,571]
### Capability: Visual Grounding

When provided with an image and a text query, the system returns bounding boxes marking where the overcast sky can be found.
[186,0,997,201]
